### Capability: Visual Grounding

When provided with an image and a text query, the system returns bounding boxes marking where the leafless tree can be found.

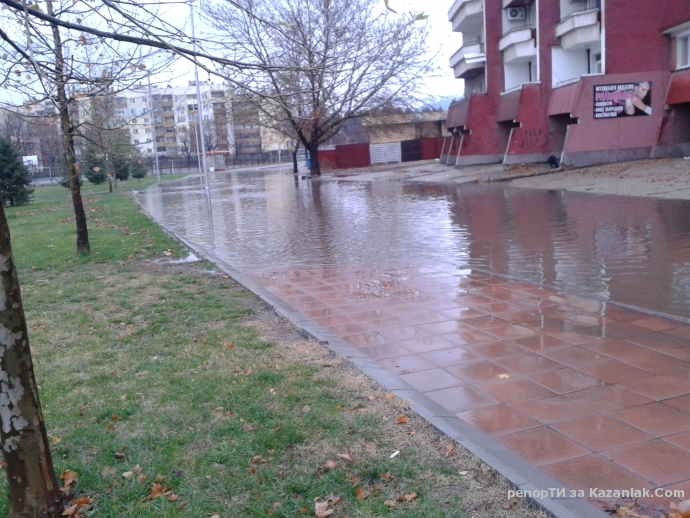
[204,0,432,175]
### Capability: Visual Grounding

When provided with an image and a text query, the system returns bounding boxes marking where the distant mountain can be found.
[423,95,463,111]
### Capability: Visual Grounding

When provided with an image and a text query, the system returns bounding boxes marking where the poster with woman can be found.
[593,82,652,119]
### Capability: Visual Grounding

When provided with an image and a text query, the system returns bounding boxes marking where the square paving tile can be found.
[499,427,590,467]
[474,302,525,313]
[664,394,690,414]
[359,343,412,360]
[471,340,525,359]
[399,368,464,393]
[511,334,573,353]
[327,322,371,337]
[575,360,652,384]
[439,330,497,347]
[621,351,690,374]
[599,322,652,340]
[437,307,487,320]
[625,332,690,351]
[343,331,387,347]
[378,326,432,342]
[549,329,604,345]
[445,361,513,383]
[404,311,449,325]
[364,316,416,331]
[566,385,651,413]
[457,404,540,435]
[530,368,603,395]
[397,335,457,354]
[574,360,651,385]
[348,308,393,322]
[462,315,513,330]
[493,354,563,374]
[662,347,690,361]
[612,403,690,437]
[475,377,555,404]
[543,454,651,492]
[509,395,596,425]
[425,385,499,413]
[662,326,690,341]
[581,339,649,358]
[603,440,690,486]
[663,431,690,453]
[379,354,437,375]
[551,415,652,452]
[313,315,357,328]
[617,376,690,401]
[419,347,481,367]
[487,324,538,341]
[541,346,610,366]
[630,316,682,332]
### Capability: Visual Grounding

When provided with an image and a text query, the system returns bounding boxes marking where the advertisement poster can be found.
[593,82,652,119]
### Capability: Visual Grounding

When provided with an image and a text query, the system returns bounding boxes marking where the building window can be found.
[679,35,690,69]
[133,129,139,134]
[144,118,149,123]
[146,128,152,133]
[135,139,140,144]
[178,116,186,122]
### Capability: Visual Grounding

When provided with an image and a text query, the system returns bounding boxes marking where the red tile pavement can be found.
[250,266,690,509]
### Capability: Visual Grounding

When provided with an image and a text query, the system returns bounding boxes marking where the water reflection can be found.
[136,171,690,319]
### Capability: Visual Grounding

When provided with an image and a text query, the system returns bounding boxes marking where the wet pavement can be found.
[137,169,690,509]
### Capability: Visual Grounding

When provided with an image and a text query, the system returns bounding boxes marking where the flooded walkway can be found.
[138,170,690,509]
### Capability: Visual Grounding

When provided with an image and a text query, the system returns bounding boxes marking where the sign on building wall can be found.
[593,82,652,119]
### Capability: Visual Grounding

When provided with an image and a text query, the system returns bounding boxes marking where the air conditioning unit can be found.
[507,7,526,21]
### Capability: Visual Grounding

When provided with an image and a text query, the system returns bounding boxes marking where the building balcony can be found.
[450,41,486,79]
[555,8,600,51]
[499,27,536,64]
[448,0,483,35]
[503,0,529,6]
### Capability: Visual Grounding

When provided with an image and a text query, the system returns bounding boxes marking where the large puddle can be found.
[136,170,690,320]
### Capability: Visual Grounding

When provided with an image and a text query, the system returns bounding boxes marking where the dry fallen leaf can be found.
[60,470,79,487]
[243,424,254,433]
[136,474,147,484]
[384,500,398,509]
[61,504,78,517]
[381,471,391,481]
[501,497,519,509]
[671,501,690,514]
[301,405,311,413]
[385,393,393,399]
[314,496,342,518]
[145,483,168,501]
[336,452,354,464]
[355,487,369,500]
[498,374,510,379]
[398,492,418,502]
[458,470,469,476]
[323,460,337,470]
[445,443,455,457]
[395,416,407,425]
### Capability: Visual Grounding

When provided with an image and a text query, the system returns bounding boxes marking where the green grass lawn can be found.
[0,180,545,518]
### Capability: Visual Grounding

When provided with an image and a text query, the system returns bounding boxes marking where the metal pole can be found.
[147,75,162,185]
[190,0,214,242]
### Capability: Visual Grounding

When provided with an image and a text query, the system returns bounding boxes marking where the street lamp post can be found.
[189,0,214,242]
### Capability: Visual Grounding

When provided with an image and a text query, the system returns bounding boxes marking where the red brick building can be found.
[443,0,690,168]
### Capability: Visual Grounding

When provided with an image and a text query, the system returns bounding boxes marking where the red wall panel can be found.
[317,150,336,171]
[420,138,445,160]
[335,143,370,169]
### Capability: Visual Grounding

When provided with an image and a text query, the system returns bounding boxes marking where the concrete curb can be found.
[133,192,610,518]
[487,168,565,183]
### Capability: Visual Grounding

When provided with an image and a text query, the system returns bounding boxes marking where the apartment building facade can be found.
[444,0,690,168]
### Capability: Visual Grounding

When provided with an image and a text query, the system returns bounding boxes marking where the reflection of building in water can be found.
[444,0,690,168]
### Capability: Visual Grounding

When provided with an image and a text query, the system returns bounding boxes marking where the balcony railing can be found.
[449,39,485,68]
[555,8,600,50]
[448,0,483,34]
[499,26,534,51]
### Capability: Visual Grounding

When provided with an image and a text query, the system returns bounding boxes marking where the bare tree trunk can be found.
[308,143,321,176]
[47,0,90,254]
[292,141,300,174]
[0,199,63,518]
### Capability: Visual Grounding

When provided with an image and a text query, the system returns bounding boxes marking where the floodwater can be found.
[136,170,690,320]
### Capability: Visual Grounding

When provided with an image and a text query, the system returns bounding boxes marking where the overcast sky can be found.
[160,0,464,102]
